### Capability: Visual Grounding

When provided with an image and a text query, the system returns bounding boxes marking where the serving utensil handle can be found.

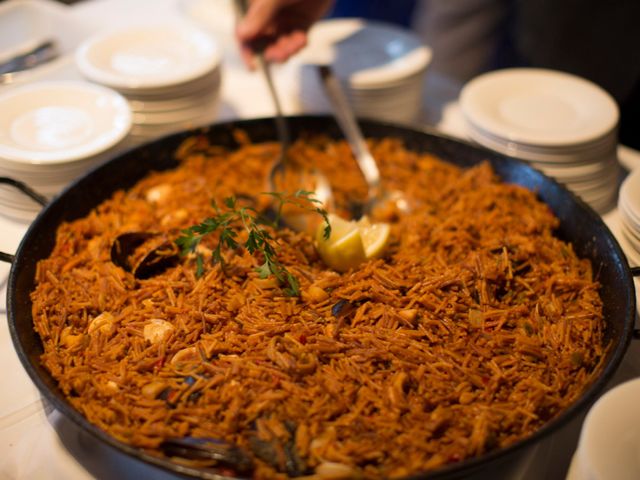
[233,0,290,151]
[317,65,381,195]
[0,177,48,264]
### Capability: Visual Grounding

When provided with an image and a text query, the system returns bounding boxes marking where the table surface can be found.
[1,1,639,479]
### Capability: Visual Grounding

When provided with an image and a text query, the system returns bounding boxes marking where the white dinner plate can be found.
[535,157,618,182]
[605,212,640,273]
[618,144,640,172]
[460,68,619,147]
[0,80,131,165]
[75,22,221,91]
[300,18,432,89]
[620,217,640,250]
[575,378,640,480]
[297,64,424,123]
[126,76,221,113]
[466,120,617,158]
[619,201,640,236]
[130,96,219,125]
[466,122,618,166]
[619,167,640,221]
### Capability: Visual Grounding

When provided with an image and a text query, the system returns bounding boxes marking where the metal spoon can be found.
[233,0,332,231]
[257,53,331,204]
[317,64,410,219]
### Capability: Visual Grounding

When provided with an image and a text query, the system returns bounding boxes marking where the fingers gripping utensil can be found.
[318,64,410,219]
[233,0,332,230]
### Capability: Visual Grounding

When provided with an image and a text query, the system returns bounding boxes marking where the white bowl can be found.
[0,80,131,165]
[75,22,221,91]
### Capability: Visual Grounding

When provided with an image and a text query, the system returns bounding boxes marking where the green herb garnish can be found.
[175,190,331,296]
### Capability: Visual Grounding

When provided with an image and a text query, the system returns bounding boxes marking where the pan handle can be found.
[0,177,48,206]
[0,177,48,264]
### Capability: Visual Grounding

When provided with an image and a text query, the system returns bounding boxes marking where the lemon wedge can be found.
[315,214,390,272]
[357,216,391,259]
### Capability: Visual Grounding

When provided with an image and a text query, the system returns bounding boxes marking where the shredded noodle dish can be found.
[31,133,606,479]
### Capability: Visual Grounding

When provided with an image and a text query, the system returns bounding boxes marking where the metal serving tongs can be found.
[233,0,332,232]
[317,64,410,219]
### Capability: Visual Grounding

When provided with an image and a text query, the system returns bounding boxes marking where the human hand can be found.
[235,0,334,68]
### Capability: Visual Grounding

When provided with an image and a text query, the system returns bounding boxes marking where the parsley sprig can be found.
[175,190,331,296]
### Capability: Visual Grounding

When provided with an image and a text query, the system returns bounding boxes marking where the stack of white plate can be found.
[617,168,640,266]
[75,21,222,144]
[460,68,620,214]
[0,80,131,221]
[567,378,640,480]
[296,18,432,124]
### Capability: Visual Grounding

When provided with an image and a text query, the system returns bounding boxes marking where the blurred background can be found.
[327,0,640,150]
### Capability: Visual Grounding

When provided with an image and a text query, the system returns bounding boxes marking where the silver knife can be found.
[0,39,59,76]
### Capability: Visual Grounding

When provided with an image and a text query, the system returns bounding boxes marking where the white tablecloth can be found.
[1,1,639,479]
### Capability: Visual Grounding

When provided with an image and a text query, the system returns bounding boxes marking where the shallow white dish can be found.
[460,68,619,147]
[574,378,640,480]
[534,158,617,183]
[618,205,640,242]
[466,120,618,158]
[616,225,640,267]
[620,203,640,236]
[122,68,221,104]
[0,0,89,64]
[619,168,640,220]
[301,18,431,89]
[295,18,431,124]
[0,80,131,165]
[297,62,425,124]
[75,22,221,91]
[0,2,51,65]
[466,123,617,165]
[131,96,219,125]
[620,219,640,251]
[618,144,640,172]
